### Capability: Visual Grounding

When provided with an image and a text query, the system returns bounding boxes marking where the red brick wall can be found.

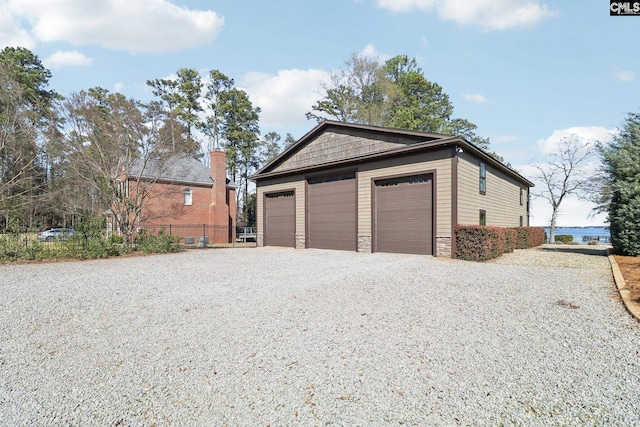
[143,182,212,226]
[120,151,236,244]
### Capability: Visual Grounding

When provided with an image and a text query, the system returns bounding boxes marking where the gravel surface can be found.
[1,246,639,426]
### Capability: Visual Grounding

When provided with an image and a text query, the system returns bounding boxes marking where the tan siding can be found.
[256,177,306,237]
[457,152,528,227]
[357,150,452,238]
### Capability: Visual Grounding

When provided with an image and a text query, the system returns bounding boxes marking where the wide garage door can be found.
[264,191,295,247]
[374,174,433,255]
[307,173,357,251]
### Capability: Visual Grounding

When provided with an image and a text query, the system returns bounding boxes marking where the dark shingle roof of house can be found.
[129,155,213,185]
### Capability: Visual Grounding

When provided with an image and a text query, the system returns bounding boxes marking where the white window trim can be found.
[184,188,193,206]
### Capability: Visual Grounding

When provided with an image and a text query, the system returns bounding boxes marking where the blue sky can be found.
[1,0,638,226]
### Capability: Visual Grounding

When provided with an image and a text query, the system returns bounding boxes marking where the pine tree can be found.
[599,111,640,255]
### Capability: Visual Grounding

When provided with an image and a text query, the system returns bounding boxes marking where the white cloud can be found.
[461,92,490,103]
[374,0,557,31]
[240,68,331,130]
[4,0,224,53]
[0,4,36,49]
[43,50,92,69]
[611,69,636,83]
[535,126,614,155]
[358,44,391,62]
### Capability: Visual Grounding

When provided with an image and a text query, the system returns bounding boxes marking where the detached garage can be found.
[252,121,533,257]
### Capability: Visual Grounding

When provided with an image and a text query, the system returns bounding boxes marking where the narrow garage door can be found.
[264,191,295,247]
[374,174,433,255]
[307,173,357,251]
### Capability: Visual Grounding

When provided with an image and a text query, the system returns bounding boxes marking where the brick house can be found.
[111,150,236,244]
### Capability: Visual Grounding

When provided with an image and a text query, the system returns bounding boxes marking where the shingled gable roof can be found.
[129,154,213,186]
[251,120,534,187]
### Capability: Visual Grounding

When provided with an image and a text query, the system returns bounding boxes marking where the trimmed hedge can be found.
[455,225,546,261]
[554,234,573,243]
[505,228,517,253]
[513,227,547,249]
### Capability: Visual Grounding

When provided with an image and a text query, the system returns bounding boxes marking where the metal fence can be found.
[0,224,257,259]
[138,224,257,246]
[0,231,93,256]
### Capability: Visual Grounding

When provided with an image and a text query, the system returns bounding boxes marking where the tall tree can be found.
[307,54,392,126]
[307,53,500,156]
[259,131,282,166]
[59,88,174,249]
[532,135,593,243]
[174,68,203,149]
[284,133,296,148]
[383,55,452,133]
[0,47,57,115]
[219,88,261,225]
[598,111,640,255]
[0,47,60,229]
[201,69,234,157]
[146,68,202,157]
[146,77,181,153]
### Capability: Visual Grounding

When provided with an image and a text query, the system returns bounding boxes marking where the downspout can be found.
[451,145,459,259]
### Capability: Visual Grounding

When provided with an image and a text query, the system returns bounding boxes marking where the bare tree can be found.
[532,135,594,243]
[59,88,181,249]
[0,67,36,226]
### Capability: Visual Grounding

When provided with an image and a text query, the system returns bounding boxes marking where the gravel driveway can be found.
[1,246,639,426]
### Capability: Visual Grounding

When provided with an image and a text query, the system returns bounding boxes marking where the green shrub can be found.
[22,241,44,260]
[555,234,574,243]
[0,234,21,261]
[504,228,517,253]
[109,234,124,244]
[73,238,121,259]
[135,230,179,254]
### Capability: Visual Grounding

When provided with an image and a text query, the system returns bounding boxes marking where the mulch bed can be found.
[614,255,640,302]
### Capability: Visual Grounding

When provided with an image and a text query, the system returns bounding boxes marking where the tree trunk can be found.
[549,207,558,244]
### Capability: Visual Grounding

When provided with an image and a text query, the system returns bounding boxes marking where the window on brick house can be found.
[184,188,192,206]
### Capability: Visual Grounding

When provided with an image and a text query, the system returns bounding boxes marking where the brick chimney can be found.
[210,149,230,242]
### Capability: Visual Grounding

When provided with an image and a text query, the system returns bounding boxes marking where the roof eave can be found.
[254,120,450,177]
[252,136,533,188]
[252,136,460,180]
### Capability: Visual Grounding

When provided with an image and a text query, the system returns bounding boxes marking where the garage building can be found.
[252,121,533,257]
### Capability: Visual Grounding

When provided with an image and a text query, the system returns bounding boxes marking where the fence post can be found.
[169,224,172,236]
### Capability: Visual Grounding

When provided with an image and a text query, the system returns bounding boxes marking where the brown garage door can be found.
[264,191,295,247]
[374,174,433,255]
[307,173,357,251]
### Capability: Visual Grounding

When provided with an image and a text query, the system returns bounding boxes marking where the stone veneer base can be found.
[436,236,452,258]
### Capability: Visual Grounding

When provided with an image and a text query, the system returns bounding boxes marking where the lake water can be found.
[543,226,610,244]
